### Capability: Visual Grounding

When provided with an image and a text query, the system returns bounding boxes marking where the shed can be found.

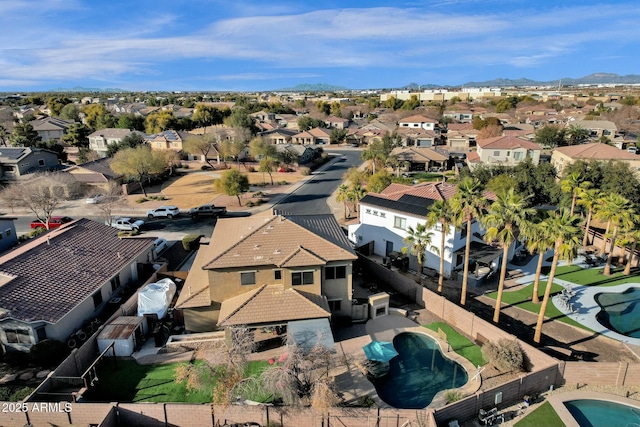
[97,316,147,357]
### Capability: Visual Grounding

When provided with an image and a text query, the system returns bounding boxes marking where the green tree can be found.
[426,199,454,293]
[482,188,534,323]
[106,132,146,157]
[249,137,277,160]
[82,104,114,130]
[258,157,277,185]
[330,102,342,117]
[224,108,256,133]
[335,184,352,220]
[10,122,41,146]
[523,220,553,304]
[110,145,166,197]
[145,110,176,134]
[533,209,581,344]
[560,171,590,216]
[47,97,71,116]
[183,135,217,167]
[192,104,224,129]
[59,104,80,121]
[116,113,145,131]
[566,124,589,145]
[403,223,437,285]
[61,123,91,148]
[401,95,420,110]
[315,101,331,116]
[450,177,487,306]
[214,169,250,206]
[368,171,392,193]
[597,193,634,275]
[534,125,565,148]
[330,128,348,144]
[347,184,367,219]
[576,187,603,247]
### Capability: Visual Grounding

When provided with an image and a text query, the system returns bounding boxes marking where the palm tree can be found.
[576,187,603,247]
[450,177,487,306]
[599,194,634,276]
[533,209,581,344]
[335,184,351,220]
[426,199,453,293]
[566,124,590,145]
[348,184,367,219]
[482,188,534,323]
[403,223,437,285]
[560,172,590,216]
[620,217,640,275]
[522,220,553,304]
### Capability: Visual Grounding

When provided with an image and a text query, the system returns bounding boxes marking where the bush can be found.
[30,339,68,367]
[252,191,264,197]
[201,165,212,170]
[358,395,375,407]
[10,387,34,402]
[0,387,10,401]
[29,228,45,238]
[182,234,202,251]
[279,180,288,185]
[482,339,525,372]
[444,389,463,403]
[136,197,148,204]
[299,167,311,176]
[117,229,140,237]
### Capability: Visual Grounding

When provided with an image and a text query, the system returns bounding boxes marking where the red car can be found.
[30,216,74,229]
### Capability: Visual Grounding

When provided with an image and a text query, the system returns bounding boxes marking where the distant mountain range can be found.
[275,83,349,92]
[50,86,128,93]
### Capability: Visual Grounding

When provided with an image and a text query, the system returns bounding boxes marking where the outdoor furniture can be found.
[478,407,498,425]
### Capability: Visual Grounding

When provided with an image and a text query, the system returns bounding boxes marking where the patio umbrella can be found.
[362,341,399,362]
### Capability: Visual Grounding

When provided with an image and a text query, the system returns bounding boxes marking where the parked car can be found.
[189,204,227,219]
[85,194,105,204]
[109,217,144,231]
[30,216,74,229]
[147,205,180,219]
[152,237,168,256]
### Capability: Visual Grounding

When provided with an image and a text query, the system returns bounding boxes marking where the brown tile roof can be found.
[553,143,639,160]
[390,146,449,162]
[447,123,474,131]
[398,114,437,123]
[217,284,330,327]
[477,136,542,150]
[0,219,154,323]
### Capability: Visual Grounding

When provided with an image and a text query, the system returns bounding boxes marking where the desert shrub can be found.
[299,167,311,176]
[246,201,254,207]
[201,165,212,170]
[358,395,375,407]
[0,387,11,401]
[482,339,525,372]
[444,389,463,403]
[135,197,148,204]
[10,387,34,402]
[252,191,264,197]
[29,228,45,238]
[279,180,288,185]
[30,339,67,367]
[182,234,202,251]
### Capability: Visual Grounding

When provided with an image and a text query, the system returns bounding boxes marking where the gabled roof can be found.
[398,114,437,124]
[31,117,74,132]
[308,127,331,137]
[64,157,123,181]
[477,136,542,150]
[88,128,137,139]
[553,143,639,161]
[217,284,330,327]
[0,147,57,163]
[0,219,154,323]
[390,146,449,162]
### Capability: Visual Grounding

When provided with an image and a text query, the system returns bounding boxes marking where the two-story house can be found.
[398,115,440,133]
[0,219,155,352]
[551,143,640,176]
[88,128,140,157]
[291,127,332,145]
[389,146,449,172]
[145,130,192,152]
[0,147,60,181]
[468,136,542,171]
[348,182,500,279]
[175,213,357,333]
[0,216,18,254]
[30,117,75,142]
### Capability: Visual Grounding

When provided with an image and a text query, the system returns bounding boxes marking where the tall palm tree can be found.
[482,188,534,323]
[576,187,603,247]
[533,209,582,344]
[620,216,640,276]
[403,223,437,285]
[566,124,590,146]
[335,184,351,220]
[426,199,453,293]
[560,172,590,216]
[522,220,553,304]
[599,194,634,276]
[450,177,487,306]
[348,184,367,219]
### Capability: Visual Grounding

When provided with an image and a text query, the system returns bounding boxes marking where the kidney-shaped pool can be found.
[373,332,468,409]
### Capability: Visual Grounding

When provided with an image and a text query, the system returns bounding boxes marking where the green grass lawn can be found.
[514,401,566,427]
[84,359,270,403]
[423,322,486,367]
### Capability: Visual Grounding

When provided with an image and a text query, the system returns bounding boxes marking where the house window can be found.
[292,271,314,286]
[38,159,45,166]
[325,266,347,280]
[328,299,342,312]
[240,271,256,286]
[506,151,510,157]
[373,210,378,216]
[274,270,282,281]
[493,151,500,157]
[92,291,103,308]
[394,216,407,230]
[110,276,121,292]
[36,326,47,342]
[365,209,371,215]
[514,151,523,161]
[5,229,11,237]
[380,212,386,218]
[4,328,31,344]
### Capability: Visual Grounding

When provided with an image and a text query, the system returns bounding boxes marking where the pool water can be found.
[564,399,640,427]
[373,332,468,409]
[595,287,640,338]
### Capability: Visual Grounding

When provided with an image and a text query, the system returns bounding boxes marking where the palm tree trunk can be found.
[603,225,619,275]
[534,246,561,344]
[582,209,593,247]
[570,194,577,216]
[531,251,545,304]
[460,216,472,306]
[493,245,510,323]
[438,226,446,293]
[600,221,611,254]
[624,239,637,275]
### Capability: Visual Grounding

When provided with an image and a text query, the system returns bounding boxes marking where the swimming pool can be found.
[564,399,640,427]
[373,332,468,409]
[595,287,640,338]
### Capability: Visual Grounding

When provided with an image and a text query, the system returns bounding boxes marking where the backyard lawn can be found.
[514,401,566,427]
[423,322,486,367]
[84,359,271,403]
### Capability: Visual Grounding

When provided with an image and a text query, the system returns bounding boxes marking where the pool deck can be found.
[546,390,640,427]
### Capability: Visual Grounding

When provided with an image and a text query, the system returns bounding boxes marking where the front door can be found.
[385,241,394,256]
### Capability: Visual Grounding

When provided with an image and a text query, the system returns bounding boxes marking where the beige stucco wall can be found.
[183,306,219,333]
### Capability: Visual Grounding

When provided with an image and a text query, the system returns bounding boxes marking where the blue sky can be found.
[0,0,638,92]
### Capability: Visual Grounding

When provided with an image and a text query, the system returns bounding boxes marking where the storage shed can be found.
[97,316,147,357]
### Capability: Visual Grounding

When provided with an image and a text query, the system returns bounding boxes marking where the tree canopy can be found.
[214,169,250,206]
[110,145,167,196]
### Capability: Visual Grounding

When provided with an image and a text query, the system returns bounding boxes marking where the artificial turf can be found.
[423,322,486,367]
[514,401,566,427]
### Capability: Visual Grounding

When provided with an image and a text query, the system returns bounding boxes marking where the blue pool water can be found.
[564,399,640,427]
[595,287,640,338]
[373,332,468,409]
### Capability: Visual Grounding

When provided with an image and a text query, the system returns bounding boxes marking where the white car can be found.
[109,217,145,231]
[86,194,105,204]
[152,237,168,255]
[147,205,180,219]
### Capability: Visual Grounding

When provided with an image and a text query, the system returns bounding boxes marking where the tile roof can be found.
[477,136,542,150]
[0,219,154,323]
[217,284,330,327]
[390,146,449,162]
[65,157,123,181]
[398,114,437,123]
[88,128,137,139]
[553,143,639,160]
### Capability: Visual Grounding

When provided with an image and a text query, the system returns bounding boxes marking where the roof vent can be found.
[273,249,281,254]
[254,244,260,250]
